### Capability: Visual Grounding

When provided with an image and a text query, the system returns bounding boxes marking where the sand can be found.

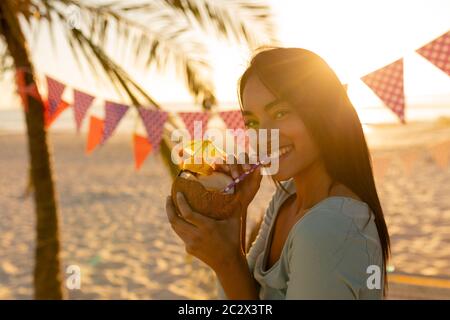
[0,121,449,299]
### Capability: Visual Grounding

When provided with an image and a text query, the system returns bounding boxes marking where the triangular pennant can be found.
[46,76,66,116]
[133,134,152,170]
[73,90,95,133]
[86,116,104,154]
[44,99,70,128]
[15,69,42,112]
[416,31,450,76]
[219,110,245,130]
[219,110,248,148]
[102,101,129,144]
[15,69,29,112]
[362,59,405,123]
[138,108,168,153]
[179,112,209,139]
[430,140,450,169]
[25,83,42,102]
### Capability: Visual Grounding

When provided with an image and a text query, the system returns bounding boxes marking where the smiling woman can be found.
[234,47,390,299]
[166,47,391,300]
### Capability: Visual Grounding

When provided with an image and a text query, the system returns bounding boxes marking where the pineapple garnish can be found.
[180,139,227,176]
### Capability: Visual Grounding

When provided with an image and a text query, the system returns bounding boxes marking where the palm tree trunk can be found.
[0,4,63,299]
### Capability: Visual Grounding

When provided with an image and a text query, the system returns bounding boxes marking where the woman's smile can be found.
[263,144,295,166]
[277,144,294,159]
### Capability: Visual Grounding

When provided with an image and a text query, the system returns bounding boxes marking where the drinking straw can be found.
[222,156,270,193]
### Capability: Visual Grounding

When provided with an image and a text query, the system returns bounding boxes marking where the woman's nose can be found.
[258,122,278,139]
[256,127,280,154]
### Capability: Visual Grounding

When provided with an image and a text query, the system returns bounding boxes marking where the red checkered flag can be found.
[101,101,129,144]
[138,108,168,153]
[219,110,245,130]
[417,31,450,76]
[73,90,95,132]
[362,59,405,123]
[219,110,249,148]
[46,76,65,116]
[179,112,209,139]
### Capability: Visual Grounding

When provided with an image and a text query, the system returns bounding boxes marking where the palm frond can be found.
[160,0,278,48]
[35,0,216,105]
[15,0,278,105]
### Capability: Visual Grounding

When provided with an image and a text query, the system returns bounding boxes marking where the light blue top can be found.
[217,178,384,299]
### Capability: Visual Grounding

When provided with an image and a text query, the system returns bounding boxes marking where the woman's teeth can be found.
[280,145,293,156]
[270,145,293,158]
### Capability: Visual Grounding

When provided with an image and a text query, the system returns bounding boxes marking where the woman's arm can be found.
[214,249,259,300]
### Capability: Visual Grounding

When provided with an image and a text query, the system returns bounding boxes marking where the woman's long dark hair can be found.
[238,47,390,295]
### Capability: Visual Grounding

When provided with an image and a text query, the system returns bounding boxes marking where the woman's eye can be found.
[274,110,289,119]
[244,120,259,128]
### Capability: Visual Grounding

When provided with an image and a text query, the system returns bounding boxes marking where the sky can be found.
[1,0,449,122]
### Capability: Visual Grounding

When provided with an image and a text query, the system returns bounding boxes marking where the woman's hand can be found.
[215,154,263,212]
[165,155,263,299]
[165,193,244,273]
[166,193,260,299]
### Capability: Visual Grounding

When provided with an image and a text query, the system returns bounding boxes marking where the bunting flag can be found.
[430,140,450,169]
[133,134,152,170]
[15,69,41,111]
[73,90,95,132]
[101,101,129,144]
[219,110,245,130]
[416,31,450,76]
[219,110,248,148]
[179,112,209,139]
[44,99,70,128]
[46,76,66,116]
[86,116,104,154]
[138,108,168,153]
[10,66,450,170]
[362,59,405,123]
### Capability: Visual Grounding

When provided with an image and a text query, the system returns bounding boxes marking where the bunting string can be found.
[10,30,450,170]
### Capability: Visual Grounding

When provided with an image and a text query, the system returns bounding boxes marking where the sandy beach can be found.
[1,121,449,299]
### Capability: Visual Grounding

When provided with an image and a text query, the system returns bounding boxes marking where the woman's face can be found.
[241,74,321,181]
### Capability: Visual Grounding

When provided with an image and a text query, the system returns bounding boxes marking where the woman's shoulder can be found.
[268,179,378,250]
[288,196,376,257]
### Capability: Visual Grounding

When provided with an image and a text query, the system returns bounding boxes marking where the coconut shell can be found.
[171,170,240,220]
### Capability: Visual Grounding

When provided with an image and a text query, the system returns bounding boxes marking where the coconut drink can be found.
[171,140,240,220]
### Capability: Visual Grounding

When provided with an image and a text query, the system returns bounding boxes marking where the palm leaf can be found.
[46,0,216,105]
[160,0,278,47]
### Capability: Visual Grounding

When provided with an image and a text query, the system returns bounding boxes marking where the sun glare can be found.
[210,0,450,123]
